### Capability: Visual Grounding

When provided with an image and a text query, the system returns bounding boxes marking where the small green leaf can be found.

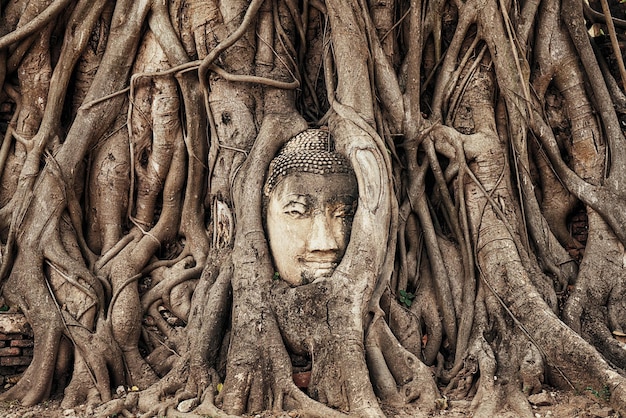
[0,305,8,312]
[272,272,280,281]
[398,289,415,308]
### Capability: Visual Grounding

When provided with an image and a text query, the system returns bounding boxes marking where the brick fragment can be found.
[1,356,32,366]
[10,339,33,348]
[0,347,21,356]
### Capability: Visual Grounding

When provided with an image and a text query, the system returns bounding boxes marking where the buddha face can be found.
[266,172,358,286]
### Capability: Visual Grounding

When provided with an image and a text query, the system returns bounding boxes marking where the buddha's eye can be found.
[333,203,356,218]
[284,202,308,218]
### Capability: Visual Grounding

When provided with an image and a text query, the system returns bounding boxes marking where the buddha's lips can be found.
[301,260,338,271]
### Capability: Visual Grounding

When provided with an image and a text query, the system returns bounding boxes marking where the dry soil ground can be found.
[0,386,619,417]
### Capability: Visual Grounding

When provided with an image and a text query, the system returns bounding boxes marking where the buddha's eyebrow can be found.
[329,194,357,204]
[279,194,310,206]
[283,193,306,200]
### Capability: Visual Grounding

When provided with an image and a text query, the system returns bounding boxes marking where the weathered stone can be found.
[177,397,198,413]
[588,405,614,418]
[528,391,554,406]
[569,395,594,409]
[4,374,22,384]
[551,404,579,417]
[0,314,31,335]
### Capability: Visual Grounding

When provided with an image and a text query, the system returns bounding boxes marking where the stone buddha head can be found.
[264,129,358,286]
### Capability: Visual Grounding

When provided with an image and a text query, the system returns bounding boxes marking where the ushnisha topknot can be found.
[264,129,354,197]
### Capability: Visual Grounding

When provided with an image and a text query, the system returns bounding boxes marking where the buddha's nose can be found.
[307,213,339,252]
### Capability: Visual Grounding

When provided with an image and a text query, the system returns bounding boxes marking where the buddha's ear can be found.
[328,106,394,305]
[352,149,383,213]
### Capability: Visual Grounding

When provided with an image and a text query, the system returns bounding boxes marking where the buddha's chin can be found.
[300,264,337,285]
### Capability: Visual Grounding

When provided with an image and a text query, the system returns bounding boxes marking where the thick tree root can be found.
[0,251,67,406]
[366,316,440,412]
[445,336,537,418]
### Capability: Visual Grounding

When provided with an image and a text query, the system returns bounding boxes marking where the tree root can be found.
[3,2,626,418]
[0,322,62,406]
[58,314,126,407]
[445,335,538,418]
[95,392,140,418]
[610,375,626,417]
[0,250,66,406]
[582,312,626,370]
[366,316,440,412]
[61,355,106,409]
[101,249,233,416]
[380,290,422,360]
[140,256,200,321]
